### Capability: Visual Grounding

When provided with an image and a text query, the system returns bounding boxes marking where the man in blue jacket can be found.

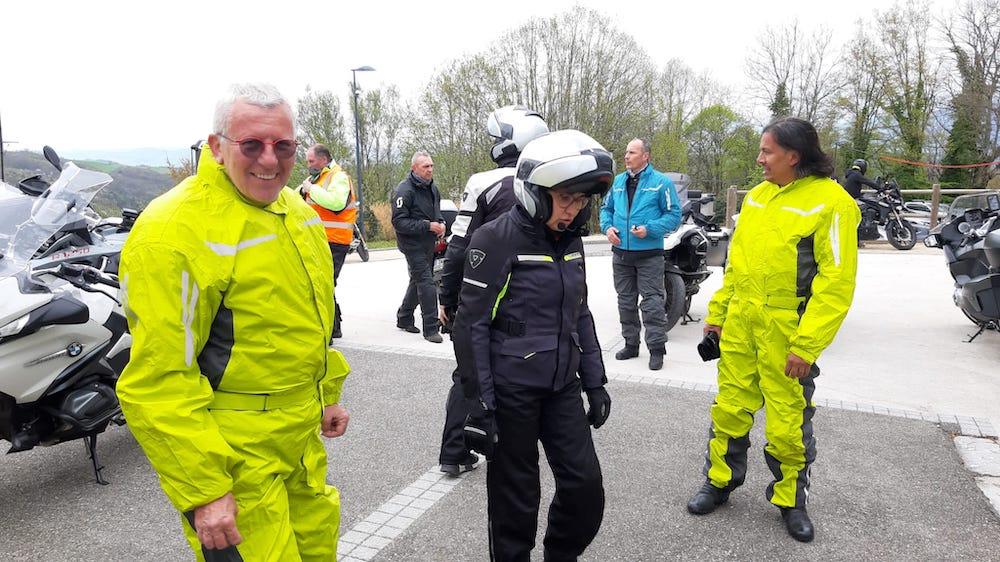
[599,138,681,370]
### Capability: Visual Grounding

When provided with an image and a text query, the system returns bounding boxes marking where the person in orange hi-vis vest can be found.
[300,144,356,339]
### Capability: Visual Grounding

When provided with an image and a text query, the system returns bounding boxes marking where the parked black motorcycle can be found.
[662,173,731,332]
[923,191,1000,341]
[858,177,917,250]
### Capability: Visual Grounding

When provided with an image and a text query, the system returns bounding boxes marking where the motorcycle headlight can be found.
[923,234,940,248]
[0,314,30,339]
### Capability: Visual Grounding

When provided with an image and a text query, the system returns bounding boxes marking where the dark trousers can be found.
[439,368,470,464]
[487,379,604,562]
[330,243,349,330]
[612,252,666,350]
[398,245,439,334]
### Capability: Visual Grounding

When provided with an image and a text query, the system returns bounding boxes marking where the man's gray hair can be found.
[632,138,652,155]
[411,150,432,166]
[213,83,295,135]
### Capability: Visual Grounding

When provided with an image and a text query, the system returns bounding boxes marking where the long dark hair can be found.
[762,117,834,179]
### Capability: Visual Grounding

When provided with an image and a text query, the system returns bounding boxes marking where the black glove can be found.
[585,387,611,429]
[440,305,457,334]
[463,409,498,460]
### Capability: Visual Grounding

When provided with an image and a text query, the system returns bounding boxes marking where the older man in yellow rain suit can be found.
[117,83,350,561]
[686,117,860,543]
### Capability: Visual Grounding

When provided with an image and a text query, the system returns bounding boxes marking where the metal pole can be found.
[351,70,366,237]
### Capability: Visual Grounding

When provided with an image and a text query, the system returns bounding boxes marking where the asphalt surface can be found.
[2,349,998,561]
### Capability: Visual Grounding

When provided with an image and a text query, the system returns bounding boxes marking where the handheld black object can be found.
[697,331,721,362]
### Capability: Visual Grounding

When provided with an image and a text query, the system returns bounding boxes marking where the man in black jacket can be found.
[392,150,446,343]
[841,158,878,199]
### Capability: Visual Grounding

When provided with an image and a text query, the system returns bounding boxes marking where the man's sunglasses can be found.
[219,134,298,160]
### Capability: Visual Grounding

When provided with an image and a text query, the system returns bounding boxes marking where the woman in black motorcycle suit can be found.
[454,129,614,562]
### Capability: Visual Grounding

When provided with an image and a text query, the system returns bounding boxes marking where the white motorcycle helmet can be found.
[513,130,614,232]
[487,105,549,164]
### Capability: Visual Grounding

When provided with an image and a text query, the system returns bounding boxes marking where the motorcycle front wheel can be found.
[887,219,917,250]
[354,225,371,262]
[663,271,687,332]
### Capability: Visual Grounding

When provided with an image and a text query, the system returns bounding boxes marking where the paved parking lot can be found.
[2,240,998,561]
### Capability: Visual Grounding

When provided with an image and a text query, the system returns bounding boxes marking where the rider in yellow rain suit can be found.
[117,146,349,561]
[701,174,860,509]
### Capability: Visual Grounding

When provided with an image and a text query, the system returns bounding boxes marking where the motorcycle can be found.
[662,174,731,332]
[348,221,370,262]
[431,198,460,285]
[923,191,1000,342]
[858,177,917,250]
[0,153,131,485]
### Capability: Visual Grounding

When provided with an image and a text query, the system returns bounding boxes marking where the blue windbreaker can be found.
[599,165,681,251]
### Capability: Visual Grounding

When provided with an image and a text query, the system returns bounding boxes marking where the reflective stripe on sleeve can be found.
[831,212,841,267]
[516,255,554,262]
[463,277,488,288]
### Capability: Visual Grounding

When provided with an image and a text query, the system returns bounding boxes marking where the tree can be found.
[290,87,353,189]
[877,2,940,187]
[296,87,352,163]
[354,84,408,205]
[769,82,791,120]
[836,21,885,173]
[650,60,729,171]
[684,105,759,192]
[745,21,843,123]
[941,0,1000,187]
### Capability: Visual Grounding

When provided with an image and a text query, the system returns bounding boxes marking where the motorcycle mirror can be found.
[42,146,62,172]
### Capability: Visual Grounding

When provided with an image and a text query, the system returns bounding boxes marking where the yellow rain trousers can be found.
[116,146,349,561]
[703,175,860,508]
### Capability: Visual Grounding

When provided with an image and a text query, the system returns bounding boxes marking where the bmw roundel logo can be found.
[67,342,84,357]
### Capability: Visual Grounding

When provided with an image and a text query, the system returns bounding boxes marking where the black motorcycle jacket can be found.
[842,170,879,200]
[391,172,443,253]
[439,155,520,309]
[452,206,606,410]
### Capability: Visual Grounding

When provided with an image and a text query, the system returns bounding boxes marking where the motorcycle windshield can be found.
[0,163,113,279]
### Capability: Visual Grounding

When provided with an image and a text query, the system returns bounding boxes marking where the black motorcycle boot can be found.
[615,344,639,360]
[648,346,665,370]
[686,483,730,515]
[780,507,814,542]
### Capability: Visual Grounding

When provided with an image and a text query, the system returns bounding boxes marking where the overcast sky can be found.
[0,0,956,158]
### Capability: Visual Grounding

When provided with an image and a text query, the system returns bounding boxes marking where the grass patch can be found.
[365,240,398,250]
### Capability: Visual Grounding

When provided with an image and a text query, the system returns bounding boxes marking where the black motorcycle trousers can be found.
[330,242,349,331]
[439,367,471,464]
[397,245,439,334]
[487,379,604,562]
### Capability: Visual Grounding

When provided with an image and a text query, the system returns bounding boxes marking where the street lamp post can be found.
[351,66,375,237]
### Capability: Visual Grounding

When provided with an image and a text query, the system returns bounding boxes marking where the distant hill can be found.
[61,147,193,167]
[1,149,176,217]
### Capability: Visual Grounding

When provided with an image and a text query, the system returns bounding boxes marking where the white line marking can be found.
[336,465,476,561]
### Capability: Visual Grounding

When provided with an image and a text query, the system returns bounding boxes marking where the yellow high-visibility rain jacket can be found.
[116,145,348,521]
[707,175,861,364]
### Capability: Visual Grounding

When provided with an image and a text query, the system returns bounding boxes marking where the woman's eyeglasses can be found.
[219,134,298,160]
[552,192,590,211]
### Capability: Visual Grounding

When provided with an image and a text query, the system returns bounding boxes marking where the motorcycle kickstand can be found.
[83,434,109,485]
[681,313,699,325]
[965,323,989,343]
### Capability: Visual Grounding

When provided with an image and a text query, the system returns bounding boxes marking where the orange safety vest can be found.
[306,165,357,245]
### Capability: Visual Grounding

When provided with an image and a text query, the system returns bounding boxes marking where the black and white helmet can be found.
[513,130,614,231]
[487,105,549,164]
[851,158,868,175]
